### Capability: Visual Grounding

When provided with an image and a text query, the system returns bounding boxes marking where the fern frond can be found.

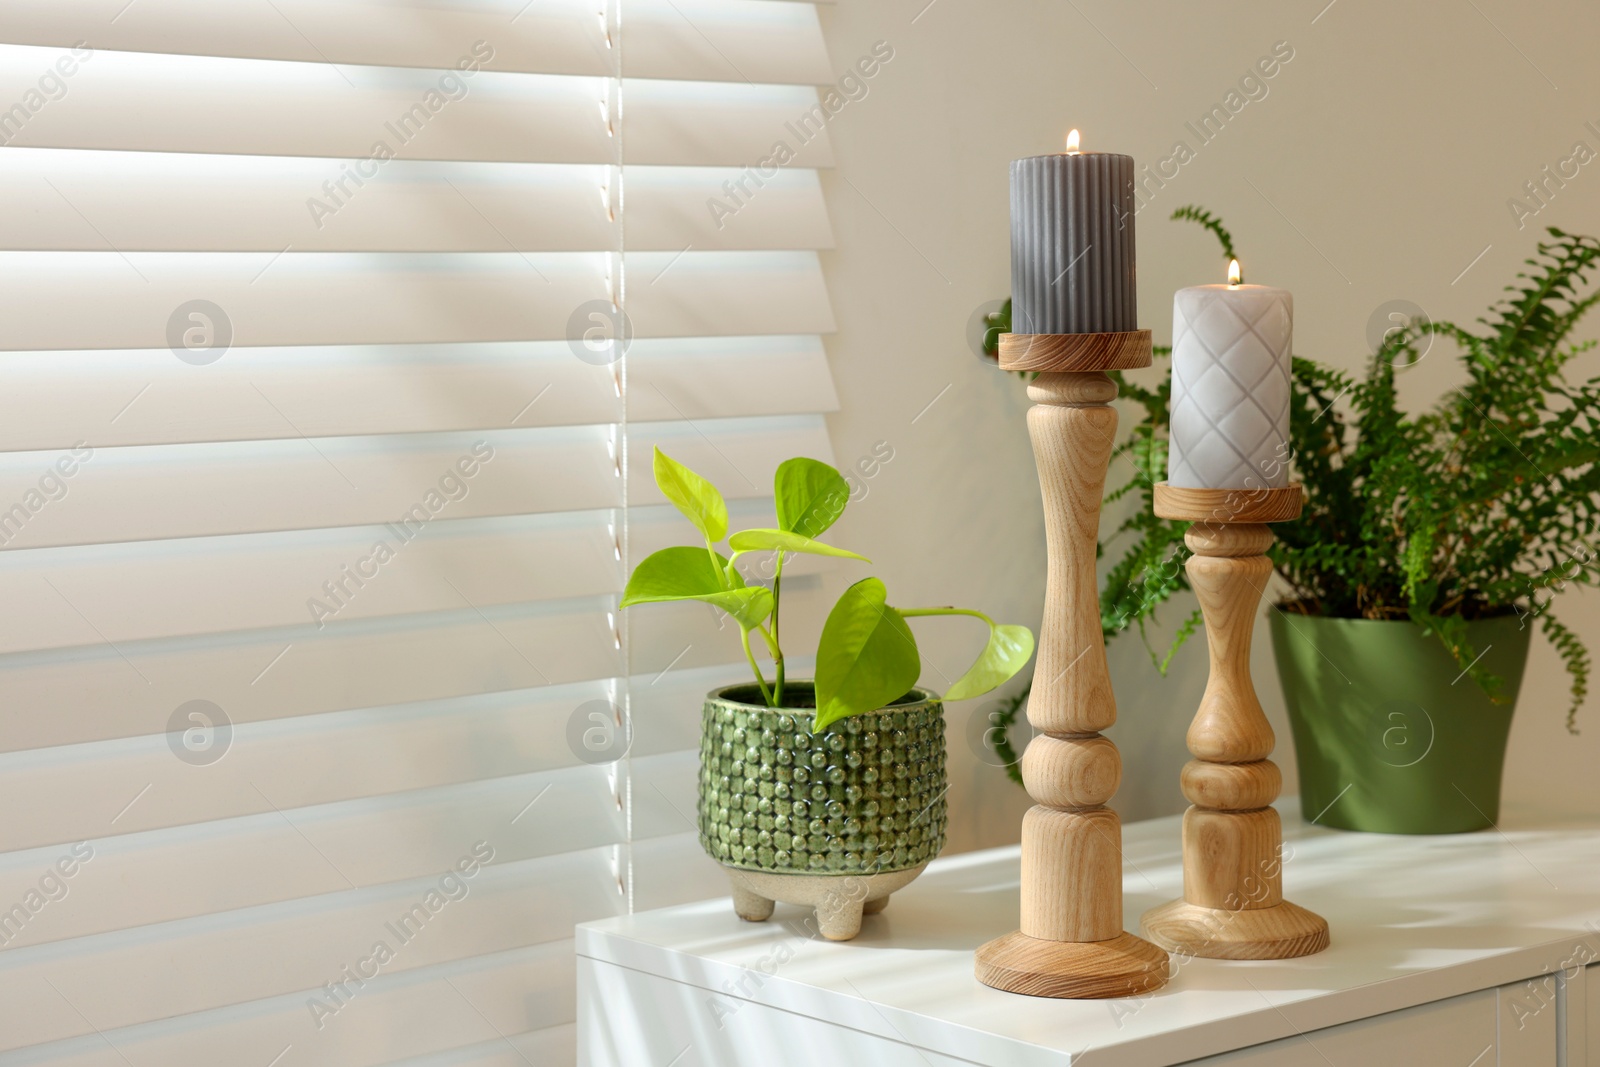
[1541,611,1589,735]
[1158,606,1205,676]
[1171,205,1237,263]
[1407,601,1506,703]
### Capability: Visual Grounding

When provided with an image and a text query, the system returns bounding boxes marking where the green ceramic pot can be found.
[696,682,947,875]
[1269,611,1531,834]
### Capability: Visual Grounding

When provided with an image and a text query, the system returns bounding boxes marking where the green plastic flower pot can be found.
[697,682,947,874]
[1269,611,1530,834]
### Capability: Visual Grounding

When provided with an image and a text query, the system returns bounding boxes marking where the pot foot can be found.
[729,881,774,922]
[718,864,926,942]
[816,895,865,941]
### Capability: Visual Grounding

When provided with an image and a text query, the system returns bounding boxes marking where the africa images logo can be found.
[307,841,495,1030]
[704,41,895,231]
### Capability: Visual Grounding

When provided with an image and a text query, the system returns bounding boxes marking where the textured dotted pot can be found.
[697,682,947,940]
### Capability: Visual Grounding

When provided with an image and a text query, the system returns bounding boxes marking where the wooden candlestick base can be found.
[975,333,1170,999]
[975,930,1170,1000]
[1139,485,1329,961]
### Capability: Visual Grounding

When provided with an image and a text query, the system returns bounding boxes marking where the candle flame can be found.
[1065,129,1081,154]
[1227,258,1242,286]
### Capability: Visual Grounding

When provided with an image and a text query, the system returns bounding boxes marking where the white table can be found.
[577,803,1600,1065]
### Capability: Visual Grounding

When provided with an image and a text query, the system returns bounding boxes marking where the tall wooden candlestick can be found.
[1140,484,1330,960]
[974,331,1170,999]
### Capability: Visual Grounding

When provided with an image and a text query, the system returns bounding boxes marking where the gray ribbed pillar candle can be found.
[1010,150,1137,335]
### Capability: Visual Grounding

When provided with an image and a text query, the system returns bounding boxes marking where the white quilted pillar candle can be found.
[1167,268,1292,489]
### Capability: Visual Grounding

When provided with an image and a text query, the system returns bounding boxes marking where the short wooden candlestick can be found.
[1139,483,1330,960]
[974,333,1170,999]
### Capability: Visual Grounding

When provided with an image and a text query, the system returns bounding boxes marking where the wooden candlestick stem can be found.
[974,332,1170,999]
[1140,486,1330,960]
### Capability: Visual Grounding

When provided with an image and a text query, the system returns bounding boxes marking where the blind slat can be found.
[0,662,734,852]
[0,152,832,253]
[0,0,609,77]
[0,503,830,653]
[0,416,826,549]
[4,951,572,1067]
[628,251,838,339]
[0,428,617,550]
[0,515,622,654]
[0,0,831,84]
[0,50,834,166]
[383,1026,577,1067]
[0,251,831,351]
[0,598,621,754]
[0,580,830,755]
[0,757,699,951]
[631,335,841,419]
[625,0,832,85]
[388,1026,577,1067]
[630,830,735,913]
[631,416,834,513]
[0,921,576,1062]
[0,335,836,452]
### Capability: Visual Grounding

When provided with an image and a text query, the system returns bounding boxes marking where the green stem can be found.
[897,607,996,623]
[772,550,785,706]
[708,540,729,590]
[740,625,773,706]
[754,622,781,659]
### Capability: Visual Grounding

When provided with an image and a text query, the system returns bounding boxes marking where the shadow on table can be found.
[828,841,1591,1000]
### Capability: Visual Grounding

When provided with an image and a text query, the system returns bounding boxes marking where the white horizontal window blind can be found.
[0,1,839,1063]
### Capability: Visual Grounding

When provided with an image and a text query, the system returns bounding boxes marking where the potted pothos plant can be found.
[982,207,1600,834]
[622,448,1033,938]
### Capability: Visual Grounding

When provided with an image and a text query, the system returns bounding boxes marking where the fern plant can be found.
[1278,226,1600,732]
[980,207,1600,766]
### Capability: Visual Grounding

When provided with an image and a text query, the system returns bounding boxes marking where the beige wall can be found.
[812,0,1600,850]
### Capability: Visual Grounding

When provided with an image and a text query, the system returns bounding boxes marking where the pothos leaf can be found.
[702,586,777,632]
[620,546,773,631]
[653,448,728,544]
[728,528,869,561]
[773,457,850,539]
[813,578,920,733]
[944,622,1034,701]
